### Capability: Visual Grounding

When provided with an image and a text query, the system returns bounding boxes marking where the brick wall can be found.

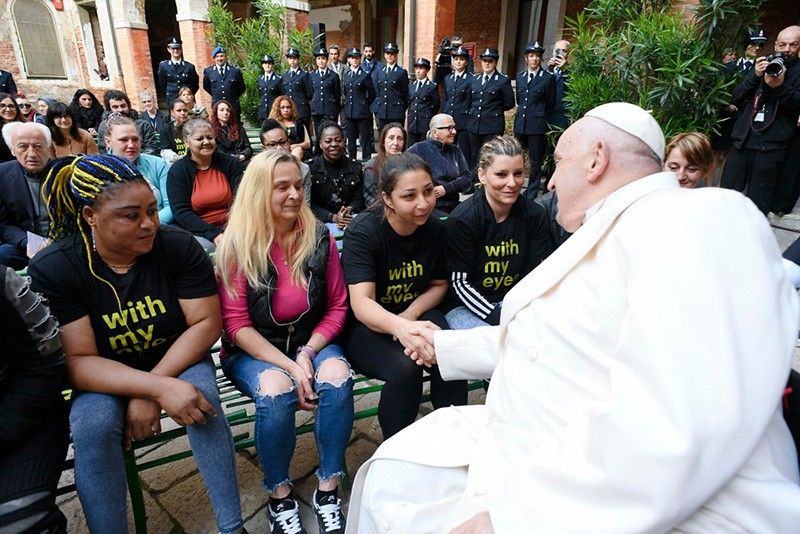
[310,0,361,52]
[455,0,502,64]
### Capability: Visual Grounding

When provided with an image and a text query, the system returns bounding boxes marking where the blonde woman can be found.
[216,150,352,534]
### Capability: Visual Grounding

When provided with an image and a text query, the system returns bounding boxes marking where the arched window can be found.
[11,0,67,78]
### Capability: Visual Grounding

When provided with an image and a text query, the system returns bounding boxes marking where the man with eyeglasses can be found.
[407,114,471,212]
[0,122,52,269]
[261,118,311,199]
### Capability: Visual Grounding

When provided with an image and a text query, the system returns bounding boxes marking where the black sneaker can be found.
[268,497,306,534]
[312,489,345,533]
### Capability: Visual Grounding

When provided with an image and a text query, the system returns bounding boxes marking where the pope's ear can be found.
[586,140,610,184]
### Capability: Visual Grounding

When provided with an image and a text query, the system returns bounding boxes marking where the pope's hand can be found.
[450,511,493,534]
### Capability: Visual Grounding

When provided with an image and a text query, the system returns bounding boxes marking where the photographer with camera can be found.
[720,25,800,214]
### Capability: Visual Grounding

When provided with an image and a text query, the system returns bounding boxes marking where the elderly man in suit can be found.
[514,41,555,198]
[0,122,52,269]
[346,102,800,533]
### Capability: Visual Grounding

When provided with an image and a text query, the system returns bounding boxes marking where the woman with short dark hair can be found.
[46,102,99,158]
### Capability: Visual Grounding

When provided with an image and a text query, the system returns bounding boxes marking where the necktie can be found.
[482,75,488,87]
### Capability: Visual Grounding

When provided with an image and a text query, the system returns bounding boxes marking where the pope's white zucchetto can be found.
[585,102,665,162]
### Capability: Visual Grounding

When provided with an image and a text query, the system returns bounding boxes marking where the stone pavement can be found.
[56,217,800,534]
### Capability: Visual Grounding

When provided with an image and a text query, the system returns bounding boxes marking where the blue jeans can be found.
[445,303,501,330]
[69,358,243,534]
[222,344,354,492]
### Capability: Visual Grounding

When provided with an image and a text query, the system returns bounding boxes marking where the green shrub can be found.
[565,0,763,140]
[207,0,314,125]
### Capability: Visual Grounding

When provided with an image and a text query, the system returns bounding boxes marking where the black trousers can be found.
[0,413,69,533]
[720,146,788,214]
[517,133,546,199]
[375,116,405,135]
[344,309,468,440]
[455,129,471,171]
[468,131,502,169]
[344,116,374,161]
[407,132,426,147]
[771,132,800,213]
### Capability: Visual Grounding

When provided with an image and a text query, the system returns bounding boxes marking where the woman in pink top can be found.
[216,150,352,534]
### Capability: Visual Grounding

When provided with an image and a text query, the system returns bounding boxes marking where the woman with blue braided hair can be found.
[27,154,246,534]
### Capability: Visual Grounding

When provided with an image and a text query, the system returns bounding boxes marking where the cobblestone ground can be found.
[56,219,800,533]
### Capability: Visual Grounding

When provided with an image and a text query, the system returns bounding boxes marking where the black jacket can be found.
[342,68,376,120]
[308,155,365,222]
[167,151,245,241]
[310,69,342,117]
[407,79,440,135]
[0,70,16,95]
[215,124,253,162]
[203,64,246,114]
[467,71,515,135]
[0,160,49,248]
[442,72,472,130]
[224,223,331,356]
[140,109,170,133]
[258,73,284,120]
[514,69,556,135]
[370,64,410,120]
[282,69,313,120]
[157,60,199,103]
[406,139,470,212]
[730,59,800,151]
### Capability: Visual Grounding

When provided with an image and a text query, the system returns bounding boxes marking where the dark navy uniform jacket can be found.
[370,64,410,121]
[407,78,440,135]
[442,71,472,130]
[282,69,313,121]
[202,64,246,113]
[0,70,17,95]
[342,68,376,120]
[157,60,199,104]
[310,69,341,117]
[467,71,515,135]
[258,73,284,120]
[513,68,555,135]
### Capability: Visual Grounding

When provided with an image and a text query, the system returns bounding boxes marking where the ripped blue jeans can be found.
[222,344,354,492]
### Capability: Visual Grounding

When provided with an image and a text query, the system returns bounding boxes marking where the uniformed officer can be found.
[157,37,199,106]
[310,47,342,141]
[370,43,410,132]
[466,47,515,168]
[450,35,475,74]
[736,28,768,74]
[406,58,440,146]
[514,41,555,198]
[342,47,376,162]
[282,47,313,139]
[0,69,17,96]
[202,46,246,116]
[442,46,473,164]
[257,54,283,123]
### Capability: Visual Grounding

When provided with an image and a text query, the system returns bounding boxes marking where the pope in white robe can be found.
[346,103,800,533]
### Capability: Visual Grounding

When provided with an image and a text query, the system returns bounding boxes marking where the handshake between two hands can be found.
[395,316,440,367]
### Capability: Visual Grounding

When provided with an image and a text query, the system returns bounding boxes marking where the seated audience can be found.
[0,93,25,163]
[308,121,365,228]
[342,153,468,439]
[105,114,173,224]
[138,90,169,132]
[96,90,159,155]
[211,100,252,163]
[29,154,245,534]
[0,268,69,533]
[407,113,471,212]
[445,136,553,329]
[663,132,714,188]
[363,123,406,207]
[261,118,312,199]
[46,102,99,158]
[216,150,352,534]
[35,96,56,125]
[167,119,245,251]
[179,85,208,121]
[269,95,311,161]
[159,98,190,165]
[0,122,52,269]
[69,89,104,136]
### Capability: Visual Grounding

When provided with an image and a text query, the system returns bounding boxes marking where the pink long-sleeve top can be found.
[218,234,348,357]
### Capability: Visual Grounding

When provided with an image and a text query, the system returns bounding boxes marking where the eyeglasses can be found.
[434,125,457,131]
[0,103,17,110]
[263,138,289,148]
[18,103,31,109]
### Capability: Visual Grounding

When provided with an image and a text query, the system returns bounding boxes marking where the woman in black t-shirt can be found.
[28,154,244,534]
[446,136,554,329]
[342,152,467,439]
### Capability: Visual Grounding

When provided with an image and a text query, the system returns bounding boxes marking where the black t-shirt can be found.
[29,226,217,371]
[342,208,447,315]
[445,189,553,322]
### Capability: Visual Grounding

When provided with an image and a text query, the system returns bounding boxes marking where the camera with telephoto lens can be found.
[765,52,787,77]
